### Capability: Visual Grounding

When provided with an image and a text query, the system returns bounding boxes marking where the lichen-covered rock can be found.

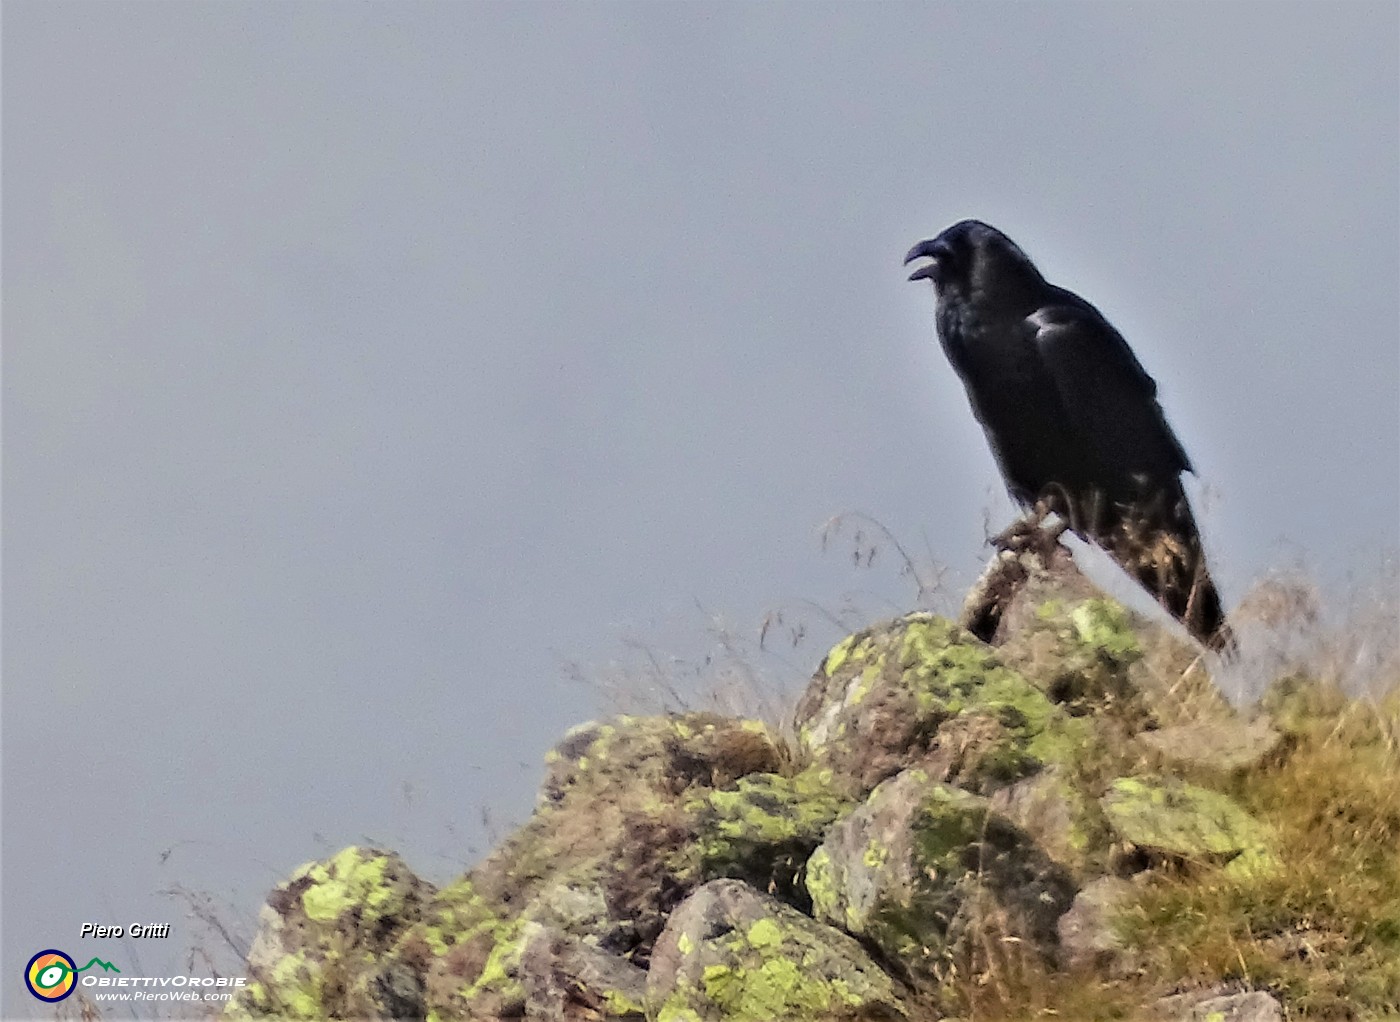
[989,763,1106,877]
[473,713,784,960]
[395,892,652,1021]
[687,768,853,909]
[518,924,648,1021]
[538,715,780,810]
[647,878,907,1022]
[1100,776,1277,878]
[994,575,1144,690]
[1056,876,1137,975]
[392,713,813,1020]
[390,875,523,1020]
[982,552,1234,731]
[230,714,841,1021]
[224,846,432,1020]
[795,613,1092,798]
[805,769,1075,988]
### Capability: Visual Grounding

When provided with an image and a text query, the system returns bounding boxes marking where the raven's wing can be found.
[1026,302,1192,482]
[1026,301,1233,654]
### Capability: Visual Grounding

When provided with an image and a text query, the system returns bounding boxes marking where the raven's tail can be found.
[1095,485,1236,656]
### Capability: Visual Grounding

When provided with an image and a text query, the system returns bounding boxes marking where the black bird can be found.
[904,219,1233,653]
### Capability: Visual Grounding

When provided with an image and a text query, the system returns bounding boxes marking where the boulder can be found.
[647,878,907,1022]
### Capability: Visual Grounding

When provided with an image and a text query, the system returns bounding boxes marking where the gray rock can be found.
[1138,717,1283,772]
[518,924,647,1021]
[806,768,1075,986]
[1056,876,1136,975]
[989,763,1103,877]
[1151,988,1283,1022]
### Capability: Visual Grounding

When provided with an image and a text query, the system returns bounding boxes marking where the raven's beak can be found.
[904,239,941,282]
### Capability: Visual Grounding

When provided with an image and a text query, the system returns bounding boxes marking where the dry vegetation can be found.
[944,684,1400,1022]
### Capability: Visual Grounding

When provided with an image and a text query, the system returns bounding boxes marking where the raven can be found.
[904,219,1233,653]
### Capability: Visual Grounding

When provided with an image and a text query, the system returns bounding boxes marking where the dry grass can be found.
[1119,687,1400,1018]
[917,690,1400,1022]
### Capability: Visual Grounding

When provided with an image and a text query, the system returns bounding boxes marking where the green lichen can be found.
[298,847,392,922]
[411,877,501,957]
[746,917,782,948]
[691,771,851,885]
[1101,776,1276,871]
[658,899,902,1020]
[902,618,1031,717]
[227,848,428,1020]
[463,922,526,1003]
[601,987,647,1017]
[824,634,878,678]
[655,1004,705,1022]
[265,952,320,1018]
[589,723,619,759]
[897,617,1092,783]
[1223,844,1284,880]
[1070,599,1142,660]
[699,957,851,1017]
[824,635,858,676]
[814,771,1075,977]
[863,838,889,870]
[847,658,883,706]
[804,846,840,925]
[909,783,988,863]
[713,774,845,835]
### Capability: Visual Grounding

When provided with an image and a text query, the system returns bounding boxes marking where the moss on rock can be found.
[648,878,907,1021]
[1100,775,1278,877]
[688,767,854,909]
[806,769,1075,989]
[225,847,431,1020]
[794,614,1092,799]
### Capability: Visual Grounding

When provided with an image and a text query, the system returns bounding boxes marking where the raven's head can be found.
[905,219,1044,301]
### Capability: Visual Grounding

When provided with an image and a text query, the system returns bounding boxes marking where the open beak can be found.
[904,239,942,282]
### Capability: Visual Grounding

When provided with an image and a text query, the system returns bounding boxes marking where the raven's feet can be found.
[991,507,1068,558]
[963,509,1071,643]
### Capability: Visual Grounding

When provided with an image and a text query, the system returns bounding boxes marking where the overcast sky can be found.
[4,3,1397,1017]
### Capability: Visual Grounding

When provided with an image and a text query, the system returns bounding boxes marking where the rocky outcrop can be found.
[806,770,1074,988]
[224,555,1323,1021]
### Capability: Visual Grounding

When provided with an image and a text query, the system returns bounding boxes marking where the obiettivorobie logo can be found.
[24,949,119,1002]
[24,949,247,1005]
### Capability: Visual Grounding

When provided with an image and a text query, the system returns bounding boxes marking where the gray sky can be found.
[4,3,1397,1016]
